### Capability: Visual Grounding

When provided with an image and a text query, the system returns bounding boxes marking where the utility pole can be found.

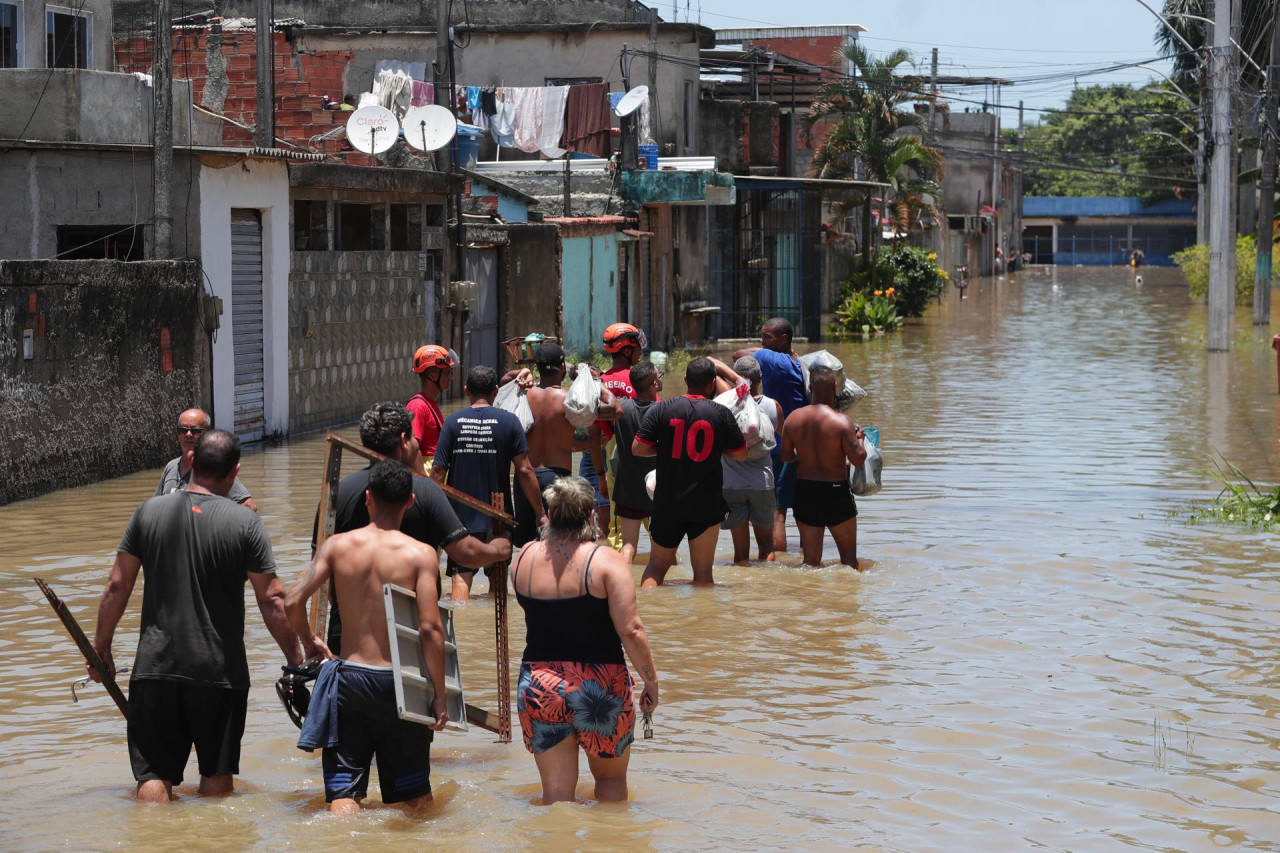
[254,0,274,148]
[435,0,453,295]
[648,7,658,142]
[1207,0,1235,350]
[1254,6,1280,325]
[620,44,638,170]
[928,47,937,145]
[153,0,173,259]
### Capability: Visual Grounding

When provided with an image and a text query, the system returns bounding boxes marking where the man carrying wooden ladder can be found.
[285,459,448,815]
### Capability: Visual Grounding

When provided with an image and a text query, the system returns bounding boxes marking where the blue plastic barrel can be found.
[637,143,658,169]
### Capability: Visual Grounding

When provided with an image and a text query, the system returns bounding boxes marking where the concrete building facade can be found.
[3,0,114,71]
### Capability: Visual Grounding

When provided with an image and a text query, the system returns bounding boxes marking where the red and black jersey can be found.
[634,395,746,515]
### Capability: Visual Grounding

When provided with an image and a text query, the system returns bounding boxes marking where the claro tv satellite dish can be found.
[614,85,649,117]
[347,105,399,154]
[402,105,458,152]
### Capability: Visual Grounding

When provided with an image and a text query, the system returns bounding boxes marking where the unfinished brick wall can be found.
[115,29,355,151]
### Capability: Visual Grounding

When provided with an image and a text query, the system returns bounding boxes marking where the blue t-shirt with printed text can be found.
[753,348,808,417]
[433,404,528,534]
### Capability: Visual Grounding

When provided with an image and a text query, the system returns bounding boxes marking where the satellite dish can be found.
[614,85,649,117]
[402,104,458,152]
[347,105,399,154]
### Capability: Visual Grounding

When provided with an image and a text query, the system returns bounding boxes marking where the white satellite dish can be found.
[402,104,458,152]
[347,105,399,154]
[614,85,649,117]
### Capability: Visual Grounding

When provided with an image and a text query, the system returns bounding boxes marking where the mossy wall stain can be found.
[0,260,207,505]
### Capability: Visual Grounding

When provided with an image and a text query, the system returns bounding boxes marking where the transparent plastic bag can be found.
[850,428,882,496]
[494,381,534,432]
[563,363,600,428]
[798,349,867,411]
[713,382,774,451]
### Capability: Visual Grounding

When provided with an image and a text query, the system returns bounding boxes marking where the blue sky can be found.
[675,0,1178,125]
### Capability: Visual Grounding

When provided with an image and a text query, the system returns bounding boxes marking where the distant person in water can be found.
[155,408,258,511]
[778,365,867,569]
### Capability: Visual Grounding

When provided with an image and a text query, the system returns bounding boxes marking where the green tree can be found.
[1021,83,1197,201]
[807,43,943,271]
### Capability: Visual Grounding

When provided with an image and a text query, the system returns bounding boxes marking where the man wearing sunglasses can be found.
[155,409,259,511]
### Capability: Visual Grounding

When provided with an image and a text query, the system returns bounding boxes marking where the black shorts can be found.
[322,662,434,804]
[513,466,569,547]
[614,504,650,521]
[792,478,858,528]
[127,679,248,784]
[649,510,724,550]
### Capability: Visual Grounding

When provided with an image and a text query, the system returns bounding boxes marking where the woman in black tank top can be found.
[513,476,659,805]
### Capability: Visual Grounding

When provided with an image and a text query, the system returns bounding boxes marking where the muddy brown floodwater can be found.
[3,266,1280,851]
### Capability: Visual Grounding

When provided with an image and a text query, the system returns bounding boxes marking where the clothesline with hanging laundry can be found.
[364,67,647,160]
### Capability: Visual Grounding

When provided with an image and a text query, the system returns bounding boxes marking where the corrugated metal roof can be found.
[1022,197,1196,218]
[715,26,867,40]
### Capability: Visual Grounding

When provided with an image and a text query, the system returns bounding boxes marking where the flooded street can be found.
[3,266,1279,851]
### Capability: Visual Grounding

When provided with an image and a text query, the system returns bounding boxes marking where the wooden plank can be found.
[34,578,129,719]
[308,438,344,638]
[324,433,515,526]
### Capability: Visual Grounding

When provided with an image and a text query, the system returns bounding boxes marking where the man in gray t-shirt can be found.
[714,356,783,565]
[91,430,300,804]
[155,408,258,510]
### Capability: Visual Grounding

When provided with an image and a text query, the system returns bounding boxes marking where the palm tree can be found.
[1155,0,1276,93]
[807,43,944,270]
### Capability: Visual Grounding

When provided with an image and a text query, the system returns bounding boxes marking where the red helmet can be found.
[412,345,457,373]
[602,322,647,353]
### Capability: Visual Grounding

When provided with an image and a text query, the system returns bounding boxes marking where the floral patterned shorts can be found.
[518,661,636,758]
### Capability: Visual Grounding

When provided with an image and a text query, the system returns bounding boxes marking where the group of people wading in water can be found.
[86,317,867,810]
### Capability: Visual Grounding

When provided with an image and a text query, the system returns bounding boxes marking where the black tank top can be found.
[514,544,625,664]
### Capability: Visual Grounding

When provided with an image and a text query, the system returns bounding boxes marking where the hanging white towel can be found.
[512,87,545,153]
[536,85,569,152]
[490,87,517,148]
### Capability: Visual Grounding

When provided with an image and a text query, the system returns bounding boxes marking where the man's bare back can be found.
[322,525,440,666]
[781,404,866,481]
[525,385,575,471]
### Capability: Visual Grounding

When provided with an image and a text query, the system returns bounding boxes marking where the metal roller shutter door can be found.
[230,210,265,442]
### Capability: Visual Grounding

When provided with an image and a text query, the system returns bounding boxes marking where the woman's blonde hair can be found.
[539,476,598,542]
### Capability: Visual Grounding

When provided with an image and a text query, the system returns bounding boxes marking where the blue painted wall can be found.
[1023,196,1196,218]
[468,179,529,223]
[560,234,619,356]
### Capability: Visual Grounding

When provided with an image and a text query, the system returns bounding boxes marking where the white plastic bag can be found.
[563,363,600,428]
[713,382,774,451]
[645,469,657,499]
[850,432,883,497]
[798,349,867,411]
[494,381,534,433]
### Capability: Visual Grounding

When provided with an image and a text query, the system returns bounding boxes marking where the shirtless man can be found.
[509,343,621,546]
[286,459,448,815]
[778,364,867,569]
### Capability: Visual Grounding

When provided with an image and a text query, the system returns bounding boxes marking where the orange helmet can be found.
[412,345,458,373]
[602,322,647,353]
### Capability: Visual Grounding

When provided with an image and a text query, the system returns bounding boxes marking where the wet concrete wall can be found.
[288,251,427,434]
[0,260,207,506]
[698,100,780,174]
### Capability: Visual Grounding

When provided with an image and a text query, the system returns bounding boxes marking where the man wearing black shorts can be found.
[431,366,543,601]
[89,430,302,803]
[777,365,867,568]
[312,402,512,652]
[633,357,747,586]
[287,460,448,814]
